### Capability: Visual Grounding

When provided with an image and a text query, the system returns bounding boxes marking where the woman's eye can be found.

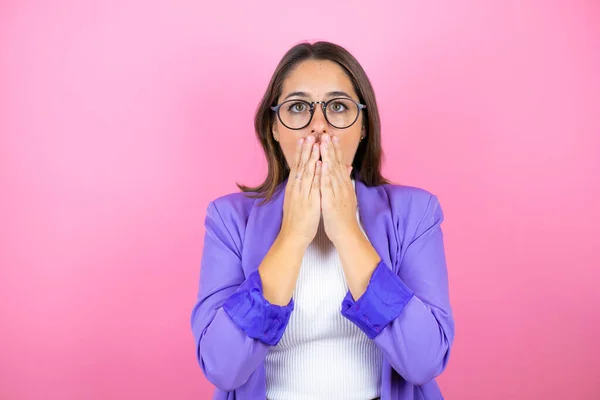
[329,102,347,112]
[288,103,307,113]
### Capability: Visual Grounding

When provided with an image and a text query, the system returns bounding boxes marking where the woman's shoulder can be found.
[206,190,257,220]
[375,182,443,221]
[373,181,438,205]
[380,182,435,199]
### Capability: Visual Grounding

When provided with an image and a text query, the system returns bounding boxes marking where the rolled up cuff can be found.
[223,270,294,346]
[341,260,414,339]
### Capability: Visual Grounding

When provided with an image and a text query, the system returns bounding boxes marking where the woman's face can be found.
[273,59,365,170]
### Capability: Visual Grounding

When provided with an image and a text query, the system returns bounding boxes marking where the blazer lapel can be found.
[355,178,397,271]
[241,181,286,275]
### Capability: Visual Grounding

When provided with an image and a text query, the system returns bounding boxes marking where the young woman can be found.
[190,41,455,400]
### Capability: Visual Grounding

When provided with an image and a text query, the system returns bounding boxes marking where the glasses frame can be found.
[271,97,367,130]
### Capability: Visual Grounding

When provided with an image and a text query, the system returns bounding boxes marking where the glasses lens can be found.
[325,98,359,129]
[278,100,312,129]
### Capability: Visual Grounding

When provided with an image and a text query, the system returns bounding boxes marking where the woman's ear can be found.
[273,128,279,142]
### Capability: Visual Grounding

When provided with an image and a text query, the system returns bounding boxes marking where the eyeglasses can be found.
[271,97,367,130]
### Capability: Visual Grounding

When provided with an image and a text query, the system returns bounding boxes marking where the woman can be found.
[190,41,455,400]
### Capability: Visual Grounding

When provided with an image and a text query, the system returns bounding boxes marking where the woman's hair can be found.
[237,40,390,204]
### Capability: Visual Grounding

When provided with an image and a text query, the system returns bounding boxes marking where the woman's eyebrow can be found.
[325,90,353,99]
[283,90,354,101]
[283,91,310,100]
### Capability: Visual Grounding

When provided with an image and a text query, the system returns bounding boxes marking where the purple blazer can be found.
[190,177,455,399]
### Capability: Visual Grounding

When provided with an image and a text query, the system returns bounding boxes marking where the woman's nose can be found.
[308,106,328,135]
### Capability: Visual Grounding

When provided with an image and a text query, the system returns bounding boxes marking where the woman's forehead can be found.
[281,60,358,99]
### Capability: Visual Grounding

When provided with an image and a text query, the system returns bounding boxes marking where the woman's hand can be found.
[280,135,322,248]
[319,134,360,246]
[259,136,321,306]
[319,134,381,299]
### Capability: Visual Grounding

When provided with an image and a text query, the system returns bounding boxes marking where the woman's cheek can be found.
[343,145,355,164]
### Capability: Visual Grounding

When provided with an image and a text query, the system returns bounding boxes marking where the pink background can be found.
[2,1,599,399]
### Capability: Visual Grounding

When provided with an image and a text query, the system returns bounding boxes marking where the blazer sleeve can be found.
[190,200,293,391]
[340,194,455,386]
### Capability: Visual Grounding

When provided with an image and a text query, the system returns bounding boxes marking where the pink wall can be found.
[1,1,599,399]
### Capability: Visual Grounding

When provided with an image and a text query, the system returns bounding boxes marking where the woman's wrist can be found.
[276,230,311,254]
[330,224,364,249]
[256,230,307,306]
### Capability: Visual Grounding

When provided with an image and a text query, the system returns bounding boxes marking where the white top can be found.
[265,180,383,400]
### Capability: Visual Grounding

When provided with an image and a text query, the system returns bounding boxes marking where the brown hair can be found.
[237,41,390,204]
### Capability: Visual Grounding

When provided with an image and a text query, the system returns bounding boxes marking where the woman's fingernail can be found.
[333,136,339,143]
